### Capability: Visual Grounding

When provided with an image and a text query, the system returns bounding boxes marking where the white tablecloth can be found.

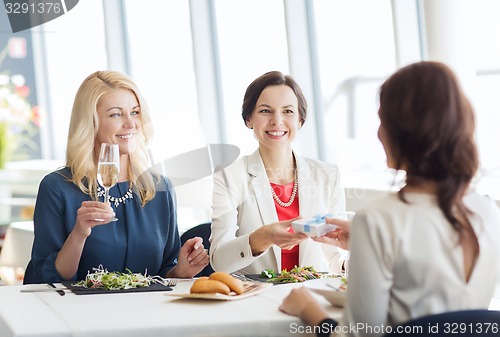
[0,280,343,337]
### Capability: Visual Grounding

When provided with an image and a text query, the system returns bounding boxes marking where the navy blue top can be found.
[29,167,180,283]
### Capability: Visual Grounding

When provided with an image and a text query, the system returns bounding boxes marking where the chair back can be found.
[180,222,214,277]
[23,260,34,284]
[383,309,500,336]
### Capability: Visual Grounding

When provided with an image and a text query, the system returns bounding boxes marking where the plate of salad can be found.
[62,265,173,295]
[246,266,324,284]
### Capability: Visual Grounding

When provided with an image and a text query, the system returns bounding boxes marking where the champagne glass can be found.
[97,143,120,221]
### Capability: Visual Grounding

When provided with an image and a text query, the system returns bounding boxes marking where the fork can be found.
[167,278,177,287]
[326,283,340,291]
[48,283,65,296]
[230,273,251,282]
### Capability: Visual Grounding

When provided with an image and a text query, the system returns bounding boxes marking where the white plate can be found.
[166,281,272,301]
[304,277,347,307]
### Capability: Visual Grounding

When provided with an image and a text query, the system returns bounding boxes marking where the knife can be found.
[49,283,66,296]
[20,285,68,294]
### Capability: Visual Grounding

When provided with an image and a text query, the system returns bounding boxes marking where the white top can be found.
[340,190,500,336]
[210,150,346,274]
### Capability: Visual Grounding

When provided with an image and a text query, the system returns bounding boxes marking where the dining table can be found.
[0,278,343,337]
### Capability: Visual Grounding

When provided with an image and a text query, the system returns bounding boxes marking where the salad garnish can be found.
[260,266,322,283]
[338,276,348,290]
[260,269,277,279]
[72,265,169,290]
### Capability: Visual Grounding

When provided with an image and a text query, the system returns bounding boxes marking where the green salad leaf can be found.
[72,265,166,290]
[260,266,321,283]
[260,268,277,279]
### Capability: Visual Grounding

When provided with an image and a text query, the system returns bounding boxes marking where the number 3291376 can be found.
[5,2,62,14]
[443,322,498,334]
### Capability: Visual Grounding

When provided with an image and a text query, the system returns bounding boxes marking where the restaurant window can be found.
[124,0,203,163]
[40,0,107,160]
[471,0,500,199]
[312,0,397,189]
[214,0,290,156]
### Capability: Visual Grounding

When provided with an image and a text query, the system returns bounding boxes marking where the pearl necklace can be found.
[97,186,134,207]
[270,168,298,208]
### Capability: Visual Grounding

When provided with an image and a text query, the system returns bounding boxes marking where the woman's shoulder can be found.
[37,167,77,198]
[351,193,404,223]
[214,153,251,176]
[40,167,72,184]
[155,174,175,193]
[355,189,500,223]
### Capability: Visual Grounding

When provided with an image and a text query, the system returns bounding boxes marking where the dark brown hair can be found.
[379,61,478,234]
[241,71,307,126]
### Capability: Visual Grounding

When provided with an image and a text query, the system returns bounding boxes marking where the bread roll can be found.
[209,272,244,295]
[190,279,230,295]
[189,277,209,289]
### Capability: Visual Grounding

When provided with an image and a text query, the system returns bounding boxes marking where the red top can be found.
[270,182,299,272]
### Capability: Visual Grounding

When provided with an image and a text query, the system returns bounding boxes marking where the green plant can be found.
[0,45,42,168]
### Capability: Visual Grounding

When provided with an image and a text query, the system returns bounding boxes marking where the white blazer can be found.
[210,149,346,275]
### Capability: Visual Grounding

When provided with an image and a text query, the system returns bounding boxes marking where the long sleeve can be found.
[31,170,89,283]
[157,177,181,277]
[210,164,265,273]
[341,210,393,337]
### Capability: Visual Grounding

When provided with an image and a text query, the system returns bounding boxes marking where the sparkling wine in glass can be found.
[97,143,120,221]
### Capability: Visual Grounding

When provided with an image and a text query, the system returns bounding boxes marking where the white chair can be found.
[0,221,34,284]
[345,187,388,211]
[149,144,240,234]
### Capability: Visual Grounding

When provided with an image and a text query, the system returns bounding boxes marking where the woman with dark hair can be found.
[280,62,500,336]
[210,71,346,275]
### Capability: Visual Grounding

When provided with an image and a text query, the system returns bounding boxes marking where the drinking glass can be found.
[97,143,120,221]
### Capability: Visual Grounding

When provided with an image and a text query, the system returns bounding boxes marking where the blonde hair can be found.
[66,70,157,205]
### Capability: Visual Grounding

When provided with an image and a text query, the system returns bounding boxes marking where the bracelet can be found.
[316,318,338,337]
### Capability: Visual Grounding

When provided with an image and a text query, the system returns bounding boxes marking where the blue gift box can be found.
[291,213,337,237]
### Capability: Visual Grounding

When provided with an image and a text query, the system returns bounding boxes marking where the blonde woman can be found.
[26,71,208,283]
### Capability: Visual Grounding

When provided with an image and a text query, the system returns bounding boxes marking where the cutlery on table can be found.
[326,283,341,291]
[49,283,66,296]
[20,284,69,294]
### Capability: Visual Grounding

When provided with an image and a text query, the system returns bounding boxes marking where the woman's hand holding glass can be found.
[74,201,117,237]
[73,142,119,238]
